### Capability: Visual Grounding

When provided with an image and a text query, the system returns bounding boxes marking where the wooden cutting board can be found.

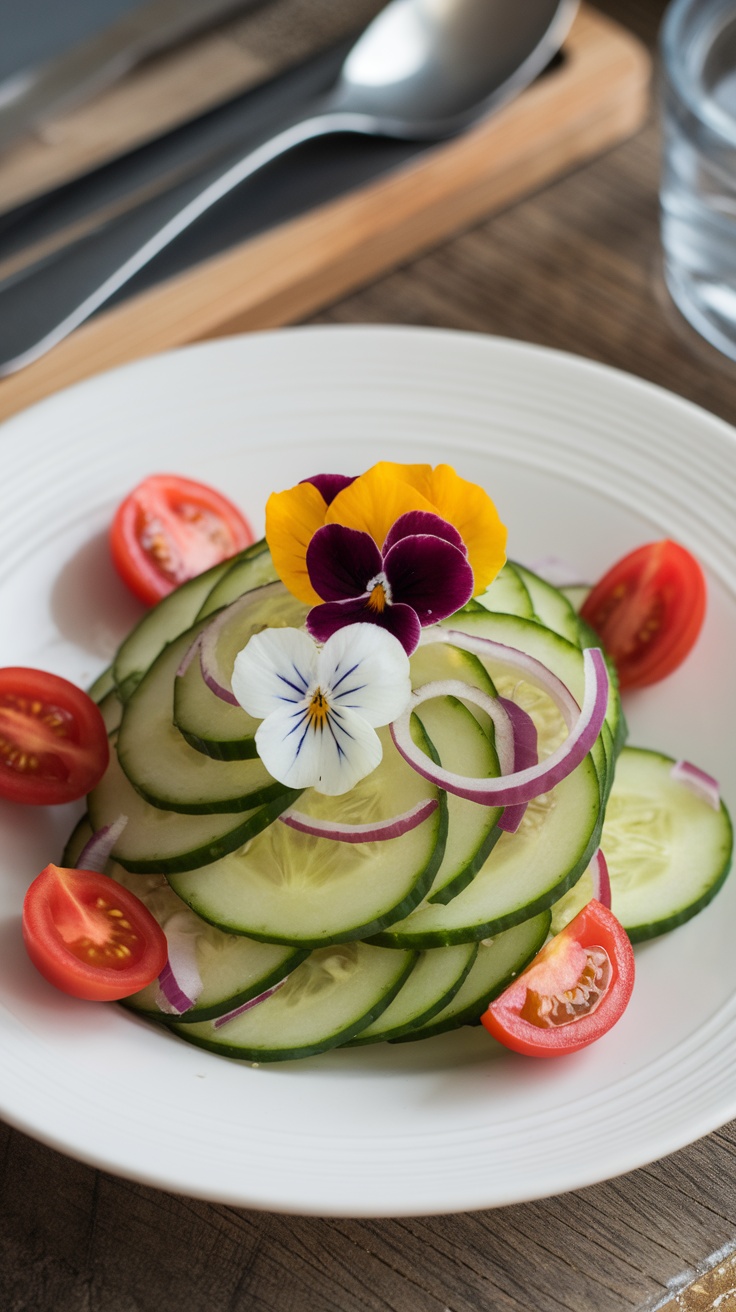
[0,4,650,424]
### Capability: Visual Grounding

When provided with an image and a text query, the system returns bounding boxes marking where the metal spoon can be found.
[0,0,578,376]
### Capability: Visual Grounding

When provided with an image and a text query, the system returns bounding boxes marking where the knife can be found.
[0,0,265,157]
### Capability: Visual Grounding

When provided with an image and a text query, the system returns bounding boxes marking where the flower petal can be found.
[265,482,327,604]
[383,535,474,622]
[382,510,467,555]
[422,464,507,595]
[326,464,436,548]
[307,598,422,655]
[231,627,316,718]
[255,701,383,795]
[318,622,412,725]
[300,473,356,504]
[306,523,383,601]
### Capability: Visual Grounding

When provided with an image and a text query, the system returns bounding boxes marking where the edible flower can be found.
[231,623,411,796]
[305,511,474,654]
[265,461,507,605]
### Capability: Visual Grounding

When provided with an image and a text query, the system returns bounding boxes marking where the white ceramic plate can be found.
[0,325,734,1217]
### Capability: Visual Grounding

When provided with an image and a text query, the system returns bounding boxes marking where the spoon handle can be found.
[0,106,374,376]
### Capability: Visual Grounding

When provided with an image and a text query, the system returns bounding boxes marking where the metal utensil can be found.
[0,0,265,157]
[0,0,578,376]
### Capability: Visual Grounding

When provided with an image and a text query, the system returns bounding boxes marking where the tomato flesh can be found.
[482,900,634,1057]
[580,540,706,690]
[0,669,109,805]
[23,864,168,1001]
[110,473,254,605]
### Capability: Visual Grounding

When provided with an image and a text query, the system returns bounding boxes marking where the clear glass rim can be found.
[661,0,736,146]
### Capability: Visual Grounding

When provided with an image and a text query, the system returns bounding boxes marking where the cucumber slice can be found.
[415,696,503,904]
[88,747,298,874]
[59,821,307,1022]
[194,543,279,619]
[347,941,478,1044]
[88,665,116,704]
[117,627,289,814]
[472,562,534,618]
[392,910,551,1040]
[440,609,624,800]
[513,563,582,645]
[112,552,245,701]
[561,583,591,612]
[594,746,731,941]
[117,872,308,1024]
[166,724,446,947]
[170,942,418,1062]
[173,582,309,760]
[372,752,601,946]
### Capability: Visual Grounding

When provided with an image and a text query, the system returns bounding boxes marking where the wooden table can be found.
[3,2,736,1308]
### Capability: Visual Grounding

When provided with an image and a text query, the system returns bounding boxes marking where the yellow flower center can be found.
[368,583,387,613]
[307,688,330,729]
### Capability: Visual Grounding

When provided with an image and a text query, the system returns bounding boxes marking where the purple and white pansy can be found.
[305,510,475,655]
[231,622,412,796]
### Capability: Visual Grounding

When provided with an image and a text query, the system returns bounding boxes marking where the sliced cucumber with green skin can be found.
[112,552,244,702]
[60,820,308,1022]
[166,724,446,947]
[471,562,534,619]
[392,910,551,1041]
[595,746,731,942]
[561,583,591,612]
[98,688,123,736]
[414,696,503,904]
[88,746,299,874]
[513,562,582,645]
[440,609,624,801]
[371,752,602,947]
[346,941,478,1044]
[88,665,116,704]
[117,626,289,814]
[173,583,309,760]
[194,541,278,619]
[170,942,418,1062]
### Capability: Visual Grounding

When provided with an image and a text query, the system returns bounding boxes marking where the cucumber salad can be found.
[10,463,733,1064]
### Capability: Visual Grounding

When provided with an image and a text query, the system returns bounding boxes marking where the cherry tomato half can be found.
[110,473,255,605]
[23,864,168,1001]
[482,900,634,1057]
[580,540,706,690]
[0,668,109,806]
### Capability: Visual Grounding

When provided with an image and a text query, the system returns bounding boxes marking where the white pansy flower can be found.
[231,622,412,796]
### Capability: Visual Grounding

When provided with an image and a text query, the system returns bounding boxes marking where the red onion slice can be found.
[155,913,203,1016]
[589,848,612,908]
[279,797,438,843]
[213,976,291,1029]
[391,646,608,807]
[496,697,538,834]
[670,759,721,810]
[77,815,128,871]
[198,581,288,706]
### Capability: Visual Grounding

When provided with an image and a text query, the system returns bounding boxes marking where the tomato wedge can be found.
[482,901,634,1057]
[0,668,109,806]
[110,473,255,605]
[23,864,168,1001]
[580,540,706,690]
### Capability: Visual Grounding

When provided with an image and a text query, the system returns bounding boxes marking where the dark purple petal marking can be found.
[307,597,421,654]
[300,473,356,505]
[307,523,383,601]
[383,511,467,555]
[306,596,377,642]
[383,535,474,623]
[376,602,422,654]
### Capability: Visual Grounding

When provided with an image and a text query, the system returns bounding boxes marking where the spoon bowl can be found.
[0,0,578,375]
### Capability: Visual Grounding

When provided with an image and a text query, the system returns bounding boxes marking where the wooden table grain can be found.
[3,2,736,1310]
